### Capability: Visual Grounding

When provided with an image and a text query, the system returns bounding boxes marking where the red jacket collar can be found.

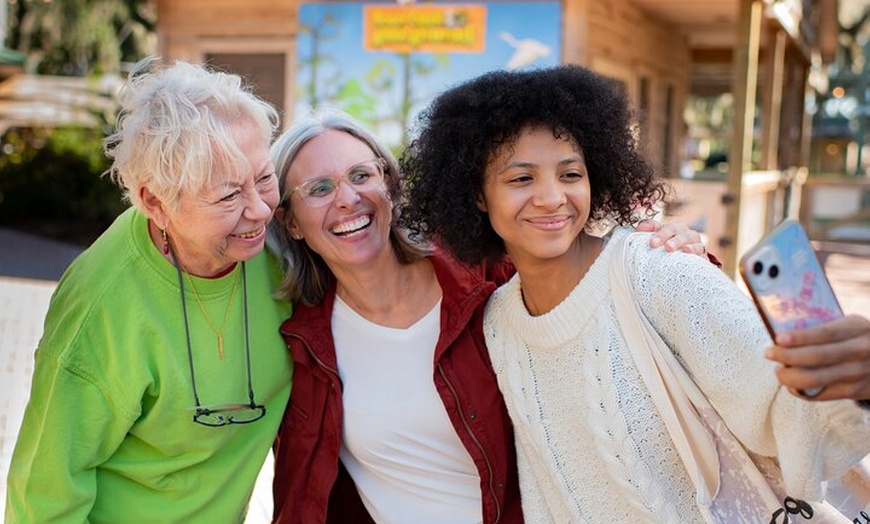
[278,249,513,371]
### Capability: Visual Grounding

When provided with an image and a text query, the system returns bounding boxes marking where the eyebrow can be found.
[209,161,274,194]
[500,156,584,173]
[307,158,380,180]
[345,158,380,172]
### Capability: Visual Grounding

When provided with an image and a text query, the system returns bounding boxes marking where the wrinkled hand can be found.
[637,219,707,257]
[765,314,870,402]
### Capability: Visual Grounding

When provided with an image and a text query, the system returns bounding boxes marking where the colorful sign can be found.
[297,2,561,149]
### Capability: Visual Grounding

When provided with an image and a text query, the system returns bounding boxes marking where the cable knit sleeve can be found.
[627,235,870,501]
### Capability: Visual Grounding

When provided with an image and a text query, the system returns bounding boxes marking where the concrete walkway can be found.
[1,226,868,519]
[0,227,83,282]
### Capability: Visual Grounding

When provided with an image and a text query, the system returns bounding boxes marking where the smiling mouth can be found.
[528,216,571,229]
[331,215,372,236]
[233,226,264,239]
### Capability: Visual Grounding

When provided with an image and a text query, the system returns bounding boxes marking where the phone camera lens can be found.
[752,261,764,275]
[768,264,779,278]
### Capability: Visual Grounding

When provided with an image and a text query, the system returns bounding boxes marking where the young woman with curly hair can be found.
[400,65,870,523]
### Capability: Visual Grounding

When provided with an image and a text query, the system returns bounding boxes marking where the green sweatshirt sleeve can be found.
[5,350,136,523]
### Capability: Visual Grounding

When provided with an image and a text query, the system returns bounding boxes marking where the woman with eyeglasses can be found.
[5,58,293,523]
[265,110,708,524]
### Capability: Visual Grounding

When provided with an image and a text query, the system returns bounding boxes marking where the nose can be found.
[332,179,361,208]
[532,177,566,208]
[244,186,276,222]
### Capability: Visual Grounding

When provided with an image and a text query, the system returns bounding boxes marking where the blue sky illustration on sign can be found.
[296,2,561,150]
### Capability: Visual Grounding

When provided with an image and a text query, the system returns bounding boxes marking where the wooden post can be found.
[562,0,591,66]
[761,28,787,171]
[722,0,763,277]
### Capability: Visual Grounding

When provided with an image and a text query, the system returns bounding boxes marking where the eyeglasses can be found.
[285,158,386,208]
[190,402,266,426]
[170,250,266,427]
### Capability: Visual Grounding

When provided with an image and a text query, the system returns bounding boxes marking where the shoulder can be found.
[245,256,294,329]
[38,210,168,376]
[431,246,515,285]
[616,229,721,288]
[485,273,522,322]
[43,212,140,341]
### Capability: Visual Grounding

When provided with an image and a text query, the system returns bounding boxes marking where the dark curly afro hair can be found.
[399,64,667,266]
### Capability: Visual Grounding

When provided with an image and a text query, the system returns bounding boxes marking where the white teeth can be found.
[332,215,371,234]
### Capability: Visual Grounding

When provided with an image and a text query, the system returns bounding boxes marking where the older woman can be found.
[265,110,705,524]
[5,59,293,523]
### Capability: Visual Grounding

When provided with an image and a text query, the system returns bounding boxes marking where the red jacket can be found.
[272,251,523,523]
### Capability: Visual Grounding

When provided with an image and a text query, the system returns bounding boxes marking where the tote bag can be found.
[609,233,870,524]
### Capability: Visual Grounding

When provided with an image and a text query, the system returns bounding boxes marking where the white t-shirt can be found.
[333,296,482,524]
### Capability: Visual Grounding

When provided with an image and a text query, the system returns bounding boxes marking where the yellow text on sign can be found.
[363,5,487,53]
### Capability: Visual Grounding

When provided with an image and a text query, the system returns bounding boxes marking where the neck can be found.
[513,232,603,316]
[147,219,233,278]
[332,255,440,328]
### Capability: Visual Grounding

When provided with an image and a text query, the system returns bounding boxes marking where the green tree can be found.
[0,126,126,245]
[6,0,155,76]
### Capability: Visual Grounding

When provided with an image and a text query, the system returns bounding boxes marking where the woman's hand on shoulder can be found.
[637,219,707,257]
[765,314,870,403]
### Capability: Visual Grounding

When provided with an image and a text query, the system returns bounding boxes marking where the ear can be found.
[140,186,170,230]
[282,209,304,241]
[274,206,286,225]
[475,193,488,213]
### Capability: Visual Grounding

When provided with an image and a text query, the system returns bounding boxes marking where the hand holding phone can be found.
[739,219,843,397]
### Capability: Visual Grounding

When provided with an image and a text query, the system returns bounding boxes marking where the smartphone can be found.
[739,219,843,397]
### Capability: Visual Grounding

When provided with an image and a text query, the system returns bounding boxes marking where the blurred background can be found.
[1,0,869,521]
[0,0,867,272]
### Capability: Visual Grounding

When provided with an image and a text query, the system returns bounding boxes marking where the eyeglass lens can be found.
[192,403,266,427]
[296,158,384,207]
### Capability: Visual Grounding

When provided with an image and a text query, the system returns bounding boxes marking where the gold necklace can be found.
[184,266,241,359]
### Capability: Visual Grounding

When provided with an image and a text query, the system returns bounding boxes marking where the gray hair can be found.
[104,57,279,212]
[266,109,430,305]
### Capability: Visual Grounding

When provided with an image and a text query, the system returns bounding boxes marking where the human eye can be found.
[506,173,533,185]
[257,172,276,185]
[305,178,335,198]
[218,190,241,203]
[561,170,585,181]
[347,167,374,185]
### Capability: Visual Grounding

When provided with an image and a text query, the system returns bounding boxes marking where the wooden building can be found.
[156,0,840,274]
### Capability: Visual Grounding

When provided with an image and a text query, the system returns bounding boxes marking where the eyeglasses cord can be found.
[167,241,256,411]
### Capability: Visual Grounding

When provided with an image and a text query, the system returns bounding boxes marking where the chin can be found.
[235,245,266,262]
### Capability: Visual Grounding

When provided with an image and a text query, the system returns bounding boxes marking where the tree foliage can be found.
[6,0,155,76]
[0,126,126,245]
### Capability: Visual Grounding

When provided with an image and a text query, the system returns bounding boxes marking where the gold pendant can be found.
[218,335,225,359]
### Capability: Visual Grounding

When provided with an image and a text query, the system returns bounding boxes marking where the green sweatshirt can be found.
[6,208,293,523]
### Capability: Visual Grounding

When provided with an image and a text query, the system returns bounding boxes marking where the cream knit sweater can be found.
[484,227,869,523]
